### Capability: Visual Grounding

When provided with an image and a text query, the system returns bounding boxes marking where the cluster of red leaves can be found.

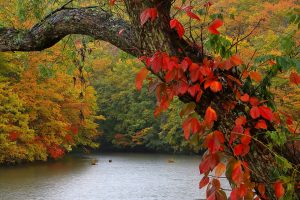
[48,145,64,159]
[8,131,21,141]
[133,4,292,200]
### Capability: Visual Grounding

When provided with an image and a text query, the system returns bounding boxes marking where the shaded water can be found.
[0,153,227,200]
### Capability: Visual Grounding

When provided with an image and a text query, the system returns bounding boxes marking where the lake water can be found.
[0,153,228,200]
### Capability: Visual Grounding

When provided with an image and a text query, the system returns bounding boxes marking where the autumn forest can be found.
[0,0,299,199]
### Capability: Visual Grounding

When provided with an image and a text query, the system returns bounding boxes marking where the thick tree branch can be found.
[0,7,141,56]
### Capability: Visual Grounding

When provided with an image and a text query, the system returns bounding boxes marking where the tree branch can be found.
[0,7,141,56]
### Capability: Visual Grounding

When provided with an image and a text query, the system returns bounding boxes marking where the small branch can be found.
[227,19,263,52]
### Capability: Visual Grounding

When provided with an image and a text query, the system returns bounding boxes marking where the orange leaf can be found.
[215,162,226,177]
[290,71,300,85]
[258,183,266,199]
[230,54,243,66]
[250,71,262,82]
[274,181,285,199]
[135,67,149,91]
[208,19,223,34]
[232,161,243,185]
[250,106,260,119]
[235,115,246,126]
[210,81,222,93]
[255,119,267,129]
[240,94,249,102]
[199,176,209,189]
[205,106,217,126]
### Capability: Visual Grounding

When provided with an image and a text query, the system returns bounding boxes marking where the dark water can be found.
[0,153,228,200]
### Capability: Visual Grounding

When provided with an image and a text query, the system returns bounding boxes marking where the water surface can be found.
[0,153,226,200]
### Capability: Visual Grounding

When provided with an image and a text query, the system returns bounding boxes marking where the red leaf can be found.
[140,8,158,26]
[230,54,243,66]
[215,162,226,177]
[170,19,185,38]
[250,106,260,119]
[232,161,243,185]
[250,71,262,82]
[240,94,249,102]
[178,80,189,94]
[258,183,266,199]
[186,11,200,21]
[188,84,201,97]
[199,153,219,174]
[274,181,285,199]
[233,144,244,156]
[250,97,260,106]
[109,0,116,6]
[255,119,267,129]
[235,115,246,126]
[290,71,300,85]
[241,128,251,145]
[210,81,222,93]
[205,106,217,126]
[9,131,20,141]
[259,106,273,121]
[208,19,223,34]
[135,67,149,91]
[206,131,224,154]
[199,176,209,189]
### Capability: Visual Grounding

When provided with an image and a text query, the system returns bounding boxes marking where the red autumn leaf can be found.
[135,67,149,91]
[232,161,243,185]
[109,0,116,6]
[250,106,260,119]
[240,94,249,102]
[206,131,225,154]
[250,71,262,82]
[250,97,260,106]
[188,84,201,97]
[210,81,222,93]
[178,80,189,94]
[290,71,300,85]
[241,128,251,145]
[199,153,219,174]
[205,106,217,126]
[186,11,200,21]
[199,176,209,189]
[226,75,242,86]
[258,183,266,199]
[71,126,79,135]
[170,19,185,38]
[230,54,243,66]
[233,144,244,156]
[140,8,158,26]
[9,131,20,141]
[259,105,273,121]
[215,162,226,177]
[229,125,243,145]
[235,115,246,126]
[255,119,267,129]
[274,181,285,199]
[208,19,223,34]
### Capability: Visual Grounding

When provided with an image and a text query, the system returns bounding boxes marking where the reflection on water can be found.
[0,153,228,200]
